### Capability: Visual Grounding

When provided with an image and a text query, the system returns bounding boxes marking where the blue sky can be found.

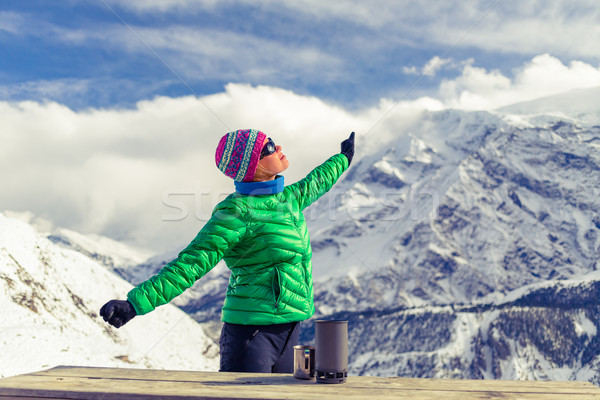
[3,0,598,110]
[2,0,600,252]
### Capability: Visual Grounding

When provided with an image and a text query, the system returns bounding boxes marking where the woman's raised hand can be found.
[341,131,355,166]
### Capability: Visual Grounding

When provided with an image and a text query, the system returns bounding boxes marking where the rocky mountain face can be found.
[297,99,600,382]
[309,112,600,312]
[302,276,600,382]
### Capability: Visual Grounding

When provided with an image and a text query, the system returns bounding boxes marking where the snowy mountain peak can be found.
[47,228,153,270]
[498,85,600,127]
[3,209,154,270]
[309,104,600,307]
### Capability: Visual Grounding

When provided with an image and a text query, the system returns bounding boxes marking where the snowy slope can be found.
[0,212,218,378]
[4,209,152,272]
[47,228,152,270]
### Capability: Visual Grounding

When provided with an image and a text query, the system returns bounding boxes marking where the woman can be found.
[100,129,355,373]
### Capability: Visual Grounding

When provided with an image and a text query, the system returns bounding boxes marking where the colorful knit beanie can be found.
[215,129,267,182]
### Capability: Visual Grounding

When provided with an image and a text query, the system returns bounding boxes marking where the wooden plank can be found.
[0,397,54,400]
[0,366,599,400]
[2,375,599,400]
[4,368,600,397]
[30,366,600,394]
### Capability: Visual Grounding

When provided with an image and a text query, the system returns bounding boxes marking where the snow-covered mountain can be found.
[311,86,600,314]
[309,109,600,312]
[0,212,219,378]
[319,90,599,294]
[301,272,600,382]
[300,87,600,382]
[47,228,152,271]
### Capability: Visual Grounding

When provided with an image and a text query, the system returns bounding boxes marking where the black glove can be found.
[341,131,355,166]
[100,299,137,328]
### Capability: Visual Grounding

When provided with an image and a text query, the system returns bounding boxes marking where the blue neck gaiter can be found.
[234,175,285,195]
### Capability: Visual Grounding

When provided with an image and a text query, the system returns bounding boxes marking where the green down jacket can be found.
[127,153,349,325]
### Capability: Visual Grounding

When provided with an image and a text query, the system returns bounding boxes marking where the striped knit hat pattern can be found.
[215,129,267,182]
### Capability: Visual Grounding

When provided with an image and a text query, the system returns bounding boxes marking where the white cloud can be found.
[107,0,600,60]
[123,26,343,81]
[1,84,437,252]
[4,54,599,253]
[0,79,91,100]
[0,11,90,44]
[439,54,600,110]
[442,2,600,59]
[0,11,23,34]
[403,57,454,77]
[422,57,452,77]
[292,0,600,59]
[402,66,418,75]
[105,0,220,13]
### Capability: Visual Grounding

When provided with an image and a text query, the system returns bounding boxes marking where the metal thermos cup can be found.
[293,345,315,379]
[315,320,348,384]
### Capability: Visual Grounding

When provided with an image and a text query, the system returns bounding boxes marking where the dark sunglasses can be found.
[260,137,276,159]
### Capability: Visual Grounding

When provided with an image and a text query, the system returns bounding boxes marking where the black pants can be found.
[219,321,300,373]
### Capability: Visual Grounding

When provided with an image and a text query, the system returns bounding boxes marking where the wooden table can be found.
[1,366,599,399]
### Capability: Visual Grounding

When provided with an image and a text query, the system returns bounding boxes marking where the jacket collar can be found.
[234,175,285,195]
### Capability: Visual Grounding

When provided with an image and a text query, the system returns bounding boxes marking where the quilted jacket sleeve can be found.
[286,153,349,211]
[127,201,246,315]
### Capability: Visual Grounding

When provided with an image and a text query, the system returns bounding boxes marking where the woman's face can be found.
[254,136,289,181]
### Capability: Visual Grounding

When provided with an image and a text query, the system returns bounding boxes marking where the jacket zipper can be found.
[285,203,311,291]
[273,268,282,309]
